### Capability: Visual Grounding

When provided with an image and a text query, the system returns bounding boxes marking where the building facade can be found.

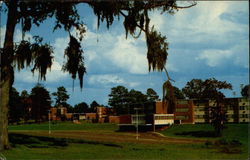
[191,98,249,124]
[174,100,194,124]
[118,101,174,131]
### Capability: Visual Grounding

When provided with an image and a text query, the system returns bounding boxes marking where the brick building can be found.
[174,100,194,124]
[191,98,249,124]
[118,101,174,131]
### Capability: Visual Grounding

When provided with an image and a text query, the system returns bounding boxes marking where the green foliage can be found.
[108,86,129,115]
[182,78,232,136]
[173,86,185,99]
[241,84,249,98]
[20,90,29,98]
[30,84,51,122]
[9,87,24,123]
[108,86,149,115]
[74,102,89,113]
[210,105,228,137]
[146,88,159,102]
[182,78,232,99]
[52,86,70,106]
[90,101,100,112]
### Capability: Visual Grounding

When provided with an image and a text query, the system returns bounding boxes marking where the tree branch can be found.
[163,66,175,82]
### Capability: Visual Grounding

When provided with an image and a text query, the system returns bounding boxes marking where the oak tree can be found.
[0,0,196,150]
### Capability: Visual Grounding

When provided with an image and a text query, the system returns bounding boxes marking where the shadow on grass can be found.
[175,131,217,137]
[9,133,123,149]
[9,133,69,148]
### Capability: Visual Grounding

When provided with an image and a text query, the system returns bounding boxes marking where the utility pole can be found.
[134,108,140,140]
[48,110,51,134]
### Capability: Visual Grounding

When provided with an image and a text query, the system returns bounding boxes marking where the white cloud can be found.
[108,35,148,74]
[0,26,6,48]
[53,37,69,64]
[195,49,233,67]
[88,74,125,85]
[128,82,140,88]
[15,60,68,83]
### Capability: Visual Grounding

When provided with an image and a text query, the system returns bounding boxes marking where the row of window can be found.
[175,115,189,120]
[176,100,189,105]
[154,116,174,120]
[239,114,249,118]
[175,108,189,112]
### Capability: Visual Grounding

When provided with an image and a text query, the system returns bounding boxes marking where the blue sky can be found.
[0,1,249,106]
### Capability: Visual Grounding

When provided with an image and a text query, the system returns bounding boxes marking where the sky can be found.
[0,1,249,106]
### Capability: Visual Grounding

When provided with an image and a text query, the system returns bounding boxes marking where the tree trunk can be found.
[0,1,17,151]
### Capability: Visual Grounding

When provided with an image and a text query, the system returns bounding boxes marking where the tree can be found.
[241,84,249,98]
[52,86,70,107]
[30,84,51,123]
[89,100,100,112]
[0,1,196,150]
[146,88,159,102]
[20,90,32,121]
[128,89,148,114]
[64,103,74,113]
[182,78,232,136]
[173,86,185,99]
[74,102,89,113]
[20,90,29,98]
[182,78,232,99]
[108,86,149,115]
[9,87,24,124]
[108,86,130,115]
[182,79,203,99]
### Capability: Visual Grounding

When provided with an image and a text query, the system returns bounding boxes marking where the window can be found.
[195,115,204,119]
[177,100,188,105]
[176,116,188,120]
[175,108,189,112]
[155,116,174,120]
[239,114,248,118]
[240,106,245,110]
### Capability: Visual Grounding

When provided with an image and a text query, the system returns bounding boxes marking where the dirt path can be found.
[10,130,207,145]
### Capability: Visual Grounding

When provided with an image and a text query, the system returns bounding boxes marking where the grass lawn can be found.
[160,123,249,143]
[2,134,248,160]
[8,121,119,132]
[2,122,249,160]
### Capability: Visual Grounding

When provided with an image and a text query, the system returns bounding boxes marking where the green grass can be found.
[2,134,248,160]
[160,124,249,143]
[8,121,119,132]
[3,122,249,160]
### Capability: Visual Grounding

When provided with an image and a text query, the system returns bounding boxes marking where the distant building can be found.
[191,98,249,124]
[48,106,70,121]
[118,101,174,131]
[174,100,194,124]
[85,113,97,122]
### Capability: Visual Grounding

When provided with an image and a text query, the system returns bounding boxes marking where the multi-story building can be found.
[191,98,249,124]
[193,99,208,123]
[48,106,74,121]
[118,101,174,131]
[174,100,194,124]
[238,98,249,123]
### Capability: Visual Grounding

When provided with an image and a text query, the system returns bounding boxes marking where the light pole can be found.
[48,110,51,134]
[134,108,141,140]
